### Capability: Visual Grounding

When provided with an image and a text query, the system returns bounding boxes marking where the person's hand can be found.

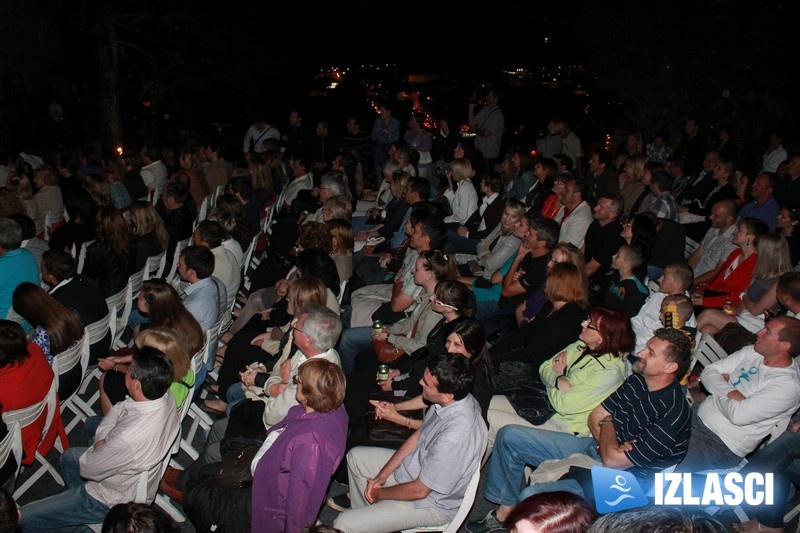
[378,377,394,392]
[457,226,469,237]
[727,390,746,401]
[790,420,800,433]
[512,268,526,283]
[251,332,270,346]
[270,327,283,340]
[552,351,567,375]
[722,373,730,382]
[97,357,115,372]
[378,253,392,269]
[356,230,369,241]
[372,331,389,342]
[239,365,265,387]
[365,475,387,504]
[367,207,381,218]
[268,382,287,397]
[275,279,289,294]
[678,206,689,214]
[617,439,637,453]
[258,309,272,320]
[691,293,703,306]
[93,439,106,449]
[279,360,292,383]
[369,400,400,422]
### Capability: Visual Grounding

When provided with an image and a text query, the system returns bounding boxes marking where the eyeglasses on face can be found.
[431,298,458,311]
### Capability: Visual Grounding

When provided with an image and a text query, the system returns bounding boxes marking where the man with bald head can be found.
[688,199,738,286]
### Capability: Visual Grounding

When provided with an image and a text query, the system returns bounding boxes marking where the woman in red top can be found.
[692,217,769,308]
[0,320,67,466]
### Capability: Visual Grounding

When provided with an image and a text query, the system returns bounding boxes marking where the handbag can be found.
[213,444,260,492]
[504,378,555,426]
[372,337,406,364]
[366,394,424,446]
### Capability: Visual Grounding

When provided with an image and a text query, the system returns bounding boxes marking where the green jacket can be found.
[539,341,627,435]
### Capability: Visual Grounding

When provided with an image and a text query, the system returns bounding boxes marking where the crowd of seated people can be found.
[3,103,800,533]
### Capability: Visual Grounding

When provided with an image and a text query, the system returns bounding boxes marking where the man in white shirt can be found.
[558,178,593,248]
[688,199,738,285]
[243,119,281,154]
[193,220,240,316]
[139,143,168,198]
[678,316,800,472]
[19,348,180,530]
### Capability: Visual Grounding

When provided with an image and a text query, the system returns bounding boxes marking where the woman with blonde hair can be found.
[97,279,203,413]
[136,327,194,406]
[248,154,277,208]
[7,172,37,220]
[443,157,478,224]
[130,200,169,271]
[82,173,114,209]
[619,153,646,216]
[174,146,209,208]
[32,164,64,228]
[327,218,354,285]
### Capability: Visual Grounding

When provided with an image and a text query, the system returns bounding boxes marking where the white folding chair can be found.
[212,184,225,207]
[164,237,191,284]
[53,327,90,437]
[0,420,22,493]
[145,251,167,280]
[182,324,223,460]
[685,237,700,259]
[3,378,66,499]
[43,209,65,242]
[197,193,213,223]
[129,264,147,301]
[177,346,209,461]
[106,280,132,349]
[70,310,115,424]
[401,465,482,533]
[76,239,97,274]
[693,332,729,369]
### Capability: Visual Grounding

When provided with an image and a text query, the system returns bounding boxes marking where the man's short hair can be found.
[0,218,22,250]
[650,170,674,192]
[0,488,18,533]
[42,249,77,281]
[427,352,475,401]
[196,220,226,249]
[129,347,174,400]
[758,171,778,192]
[407,177,431,201]
[529,216,560,250]
[652,327,693,380]
[598,193,624,217]
[164,181,189,205]
[419,211,447,251]
[664,262,694,292]
[301,305,342,351]
[481,172,503,193]
[774,316,800,357]
[229,175,253,201]
[102,502,179,533]
[666,156,685,173]
[141,142,161,162]
[567,178,586,200]
[319,172,348,197]
[777,271,800,303]
[619,244,643,269]
[592,149,613,168]
[538,157,558,177]
[181,245,214,279]
[552,154,573,172]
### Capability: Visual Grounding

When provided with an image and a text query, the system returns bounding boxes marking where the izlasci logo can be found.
[591,466,649,514]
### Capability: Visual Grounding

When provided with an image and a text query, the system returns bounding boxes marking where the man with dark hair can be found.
[525,157,557,216]
[738,171,780,231]
[585,149,617,205]
[203,140,231,191]
[0,217,39,321]
[666,156,690,198]
[455,172,504,244]
[648,170,679,222]
[776,154,800,208]
[275,152,313,214]
[498,215,558,312]
[192,220,239,314]
[229,174,259,238]
[41,249,111,364]
[469,328,692,533]
[19,348,180,531]
[584,193,626,301]
[675,117,709,177]
[178,245,226,332]
[678,316,800,474]
[468,89,504,172]
[332,353,486,532]
[558,178,593,248]
[139,142,168,196]
[157,180,194,275]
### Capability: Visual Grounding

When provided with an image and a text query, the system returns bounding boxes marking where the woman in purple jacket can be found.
[183,359,348,532]
[251,359,348,532]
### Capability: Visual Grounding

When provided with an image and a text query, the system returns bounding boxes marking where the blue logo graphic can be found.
[591,466,649,514]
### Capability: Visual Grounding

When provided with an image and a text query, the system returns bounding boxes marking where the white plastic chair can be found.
[69,310,115,424]
[164,237,191,284]
[129,264,147,301]
[0,420,22,492]
[106,280,132,349]
[53,327,90,436]
[401,465,482,533]
[182,323,224,460]
[3,378,66,499]
[43,209,65,242]
[685,237,700,259]
[212,184,225,207]
[145,251,167,280]
[338,279,349,306]
[693,332,728,369]
[76,239,97,274]
[197,193,213,223]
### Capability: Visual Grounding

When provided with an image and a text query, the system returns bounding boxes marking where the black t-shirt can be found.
[497,252,550,310]
[584,219,625,284]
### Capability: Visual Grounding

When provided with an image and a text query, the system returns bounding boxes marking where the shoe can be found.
[200,399,227,416]
[465,510,506,533]
[160,467,184,501]
[326,492,351,512]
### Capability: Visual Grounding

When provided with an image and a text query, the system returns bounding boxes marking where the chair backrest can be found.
[145,251,167,280]
[685,237,700,259]
[0,420,22,487]
[402,465,482,533]
[212,185,225,206]
[76,239,97,274]
[693,333,729,369]
[129,265,147,301]
[241,234,259,279]
[338,279,349,305]
[105,282,131,348]
[44,209,66,241]
[134,445,174,504]
[197,194,213,223]
[164,237,191,284]
[2,378,59,452]
[54,327,89,394]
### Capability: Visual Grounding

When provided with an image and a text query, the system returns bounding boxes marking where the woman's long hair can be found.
[131,200,169,251]
[444,318,493,388]
[139,280,204,356]
[96,206,134,256]
[136,327,190,381]
[12,282,84,354]
[753,232,793,280]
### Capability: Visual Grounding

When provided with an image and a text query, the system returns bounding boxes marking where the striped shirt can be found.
[602,373,691,480]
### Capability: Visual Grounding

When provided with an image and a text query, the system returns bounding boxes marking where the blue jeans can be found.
[338,326,374,374]
[444,231,479,255]
[226,383,246,414]
[19,447,110,532]
[484,425,599,506]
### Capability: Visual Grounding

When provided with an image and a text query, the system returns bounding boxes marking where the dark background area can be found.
[1,0,798,173]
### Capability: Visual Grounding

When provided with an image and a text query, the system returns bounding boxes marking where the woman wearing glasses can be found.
[485,306,631,458]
